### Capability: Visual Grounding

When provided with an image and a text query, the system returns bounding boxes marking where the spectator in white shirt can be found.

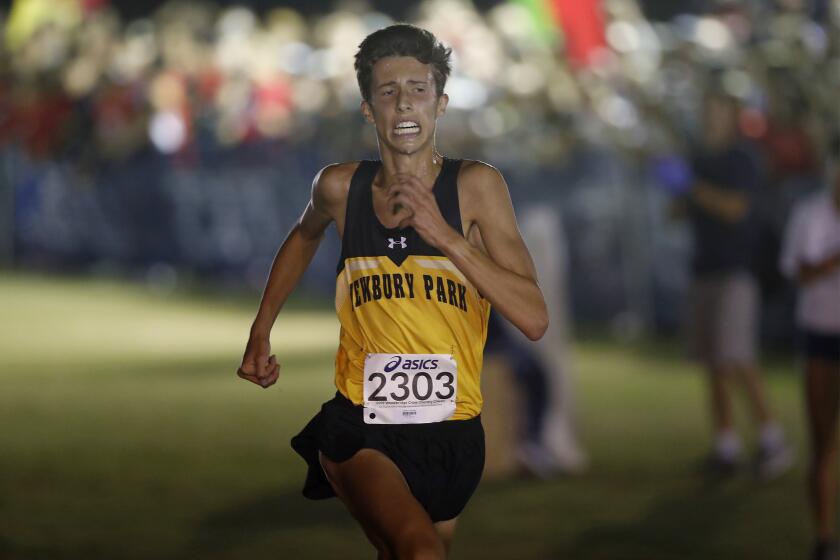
[780,150,840,560]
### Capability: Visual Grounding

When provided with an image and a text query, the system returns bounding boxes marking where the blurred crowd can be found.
[1,0,839,333]
[2,0,837,167]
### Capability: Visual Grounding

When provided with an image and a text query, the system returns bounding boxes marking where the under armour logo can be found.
[387,237,407,249]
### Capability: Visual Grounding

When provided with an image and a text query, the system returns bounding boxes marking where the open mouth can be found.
[394,121,421,136]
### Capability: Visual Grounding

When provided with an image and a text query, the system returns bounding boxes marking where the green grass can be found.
[0,273,813,559]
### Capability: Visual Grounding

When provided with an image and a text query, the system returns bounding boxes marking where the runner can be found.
[780,147,840,560]
[237,24,547,559]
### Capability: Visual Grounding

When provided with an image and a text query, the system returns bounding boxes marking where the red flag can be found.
[549,0,608,67]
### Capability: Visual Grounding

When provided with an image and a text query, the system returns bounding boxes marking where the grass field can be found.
[0,272,814,559]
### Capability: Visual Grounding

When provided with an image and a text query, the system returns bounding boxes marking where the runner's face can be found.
[361,56,448,155]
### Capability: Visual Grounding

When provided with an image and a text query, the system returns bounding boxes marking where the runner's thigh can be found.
[321,448,439,547]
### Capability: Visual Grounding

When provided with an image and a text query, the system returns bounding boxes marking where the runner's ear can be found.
[361,100,375,124]
[436,94,448,118]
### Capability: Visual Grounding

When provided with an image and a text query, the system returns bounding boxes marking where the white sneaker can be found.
[755,441,794,481]
[517,442,563,479]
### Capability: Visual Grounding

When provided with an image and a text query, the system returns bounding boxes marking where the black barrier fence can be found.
[0,142,808,344]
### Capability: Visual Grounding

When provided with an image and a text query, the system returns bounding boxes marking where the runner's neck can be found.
[377,147,443,189]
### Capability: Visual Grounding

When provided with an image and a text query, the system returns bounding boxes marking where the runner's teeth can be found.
[394,124,420,135]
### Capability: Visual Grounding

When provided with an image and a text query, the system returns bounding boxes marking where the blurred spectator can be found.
[485,205,586,478]
[779,143,840,560]
[753,72,824,344]
[681,89,792,478]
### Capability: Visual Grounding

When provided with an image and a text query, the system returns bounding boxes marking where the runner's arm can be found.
[442,163,548,340]
[249,171,337,335]
[237,166,344,386]
[385,163,547,340]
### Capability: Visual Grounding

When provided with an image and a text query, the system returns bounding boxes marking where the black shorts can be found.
[290,392,485,522]
[803,330,840,362]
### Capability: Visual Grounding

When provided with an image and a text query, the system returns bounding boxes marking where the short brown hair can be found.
[354,24,452,102]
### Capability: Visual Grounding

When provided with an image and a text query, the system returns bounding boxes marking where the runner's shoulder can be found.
[456,159,509,205]
[312,161,363,208]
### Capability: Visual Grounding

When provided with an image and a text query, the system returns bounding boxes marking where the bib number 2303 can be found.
[363,354,457,425]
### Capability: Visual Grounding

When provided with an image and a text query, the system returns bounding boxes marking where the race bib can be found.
[363,353,457,424]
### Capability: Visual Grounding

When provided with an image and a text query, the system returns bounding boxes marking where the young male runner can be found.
[237,24,547,558]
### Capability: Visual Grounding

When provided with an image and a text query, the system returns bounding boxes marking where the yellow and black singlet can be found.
[333,158,491,420]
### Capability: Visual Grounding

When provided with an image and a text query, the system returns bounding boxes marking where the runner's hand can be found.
[237,335,280,388]
[387,173,458,249]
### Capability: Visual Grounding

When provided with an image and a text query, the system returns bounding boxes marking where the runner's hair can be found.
[354,24,452,102]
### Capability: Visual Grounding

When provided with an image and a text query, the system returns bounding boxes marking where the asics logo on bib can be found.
[383,356,440,373]
[387,237,407,249]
